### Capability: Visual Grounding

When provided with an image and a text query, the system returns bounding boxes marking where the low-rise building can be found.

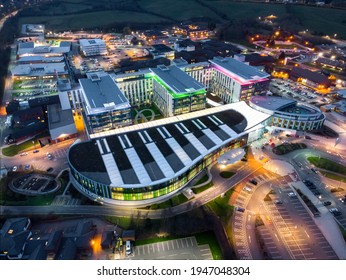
[47,92,77,143]
[79,39,107,57]
[249,96,325,131]
[290,67,330,90]
[0,218,32,260]
[149,44,175,60]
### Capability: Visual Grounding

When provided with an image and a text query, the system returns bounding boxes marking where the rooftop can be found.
[69,102,270,187]
[150,65,206,95]
[47,103,77,140]
[11,62,67,76]
[291,67,329,85]
[79,39,105,47]
[250,96,296,111]
[250,96,321,115]
[209,56,270,84]
[79,74,130,114]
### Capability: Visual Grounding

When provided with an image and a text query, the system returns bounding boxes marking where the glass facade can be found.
[87,107,132,134]
[70,136,247,202]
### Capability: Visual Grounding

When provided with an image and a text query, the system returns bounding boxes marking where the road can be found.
[0,10,18,32]
[0,161,261,218]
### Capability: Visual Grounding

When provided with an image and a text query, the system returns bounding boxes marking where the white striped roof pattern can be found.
[84,102,270,188]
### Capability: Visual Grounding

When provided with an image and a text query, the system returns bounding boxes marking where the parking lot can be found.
[232,171,279,260]
[262,182,338,260]
[127,237,213,260]
[328,189,346,229]
[10,173,58,195]
[270,79,331,106]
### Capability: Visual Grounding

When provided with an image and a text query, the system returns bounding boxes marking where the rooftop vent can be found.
[158,65,169,71]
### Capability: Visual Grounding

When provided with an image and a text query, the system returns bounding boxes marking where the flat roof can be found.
[210,57,270,83]
[11,62,67,76]
[150,65,206,94]
[79,75,130,114]
[48,104,77,140]
[79,39,105,47]
[69,102,270,186]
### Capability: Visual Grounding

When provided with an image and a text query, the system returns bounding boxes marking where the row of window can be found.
[70,137,247,201]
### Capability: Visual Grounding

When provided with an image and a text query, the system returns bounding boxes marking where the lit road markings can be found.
[248,214,251,221]
[274,233,280,241]
[304,230,310,239]
[248,235,251,243]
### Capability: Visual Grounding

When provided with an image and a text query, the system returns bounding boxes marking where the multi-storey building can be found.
[79,74,132,135]
[150,65,207,117]
[79,39,107,57]
[209,57,270,103]
[113,70,153,107]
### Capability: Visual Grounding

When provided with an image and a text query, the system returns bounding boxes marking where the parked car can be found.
[243,187,252,193]
[249,179,258,185]
[323,201,332,206]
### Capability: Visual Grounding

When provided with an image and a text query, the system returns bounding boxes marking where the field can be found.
[15,0,346,38]
[18,10,169,31]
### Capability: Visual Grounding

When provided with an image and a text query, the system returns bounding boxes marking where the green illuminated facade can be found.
[69,137,245,203]
[152,75,206,117]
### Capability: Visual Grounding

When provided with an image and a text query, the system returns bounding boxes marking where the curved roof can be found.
[250,96,296,111]
[69,102,270,187]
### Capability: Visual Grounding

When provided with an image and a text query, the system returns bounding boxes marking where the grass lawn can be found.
[149,193,188,210]
[194,174,209,186]
[139,0,222,21]
[307,157,346,175]
[273,143,307,155]
[272,44,304,50]
[207,189,234,223]
[2,137,41,157]
[2,138,41,157]
[18,10,169,31]
[193,182,214,194]
[104,216,133,229]
[220,171,235,179]
[339,225,346,242]
[320,171,346,182]
[195,231,222,260]
[0,176,63,206]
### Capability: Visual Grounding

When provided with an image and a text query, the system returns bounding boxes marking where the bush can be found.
[220,171,235,179]
[272,143,307,155]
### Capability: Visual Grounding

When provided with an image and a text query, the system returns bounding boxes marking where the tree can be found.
[123,26,132,35]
